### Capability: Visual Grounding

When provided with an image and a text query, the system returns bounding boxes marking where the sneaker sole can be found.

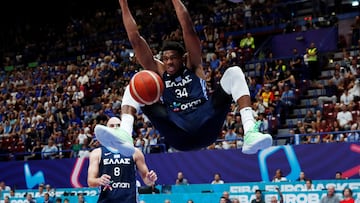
[242,134,273,154]
[94,125,135,156]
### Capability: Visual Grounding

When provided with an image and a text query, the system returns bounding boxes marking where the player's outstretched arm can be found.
[87,148,111,187]
[119,0,158,72]
[171,0,204,78]
[134,148,158,186]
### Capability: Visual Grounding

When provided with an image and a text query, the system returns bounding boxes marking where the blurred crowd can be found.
[0,0,359,161]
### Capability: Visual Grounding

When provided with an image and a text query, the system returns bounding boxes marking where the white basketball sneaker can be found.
[94,125,135,156]
[242,121,273,154]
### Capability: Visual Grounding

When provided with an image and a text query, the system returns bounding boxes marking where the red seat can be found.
[352,110,359,121]
[2,138,12,148]
[325,112,337,121]
[323,103,334,115]
[16,145,25,153]
[7,145,14,153]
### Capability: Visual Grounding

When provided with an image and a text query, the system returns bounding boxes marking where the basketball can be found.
[129,70,164,105]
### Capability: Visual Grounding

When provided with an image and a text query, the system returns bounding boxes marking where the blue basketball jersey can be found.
[97,147,137,203]
[162,67,212,132]
[141,67,232,150]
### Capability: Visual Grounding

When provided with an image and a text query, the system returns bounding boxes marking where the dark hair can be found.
[255,189,262,194]
[162,41,185,56]
[343,188,353,196]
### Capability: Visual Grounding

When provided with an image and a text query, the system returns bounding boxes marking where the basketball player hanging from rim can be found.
[95,0,273,155]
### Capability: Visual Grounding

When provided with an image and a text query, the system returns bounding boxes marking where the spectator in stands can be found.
[223,124,238,149]
[250,189,265,203]
[248,76,262,103]
[0,181,10,193]
[25,193,36,203]
[349,78,360,101]
[306,42,319,84]
[332,126,346,142]
[279,83,296,124]
[289,48,304,80]
[77,128,90,146]
[274,59,288,88]
[284,129,295,145]
[303,179,315,191]
[43,193,52,203]
[69,138,82,158]
[9,188,15,198]
[78,142,90,158]
[239,33,255,61]
[296,171,307,182]
[219,197,227,203]
[335,171,345,180]
[211,173,224,184]
[306,125,321,144]
[253,96,266,117]
[318,79,339,107]
[272,169,288,182]
[345,123,359,142]
[303,110,316,130]
[260,85,274,108]
[315,110,324,124]
[175,171,189,185]
[209,53,221,71]
[231,198,240,203]
[233,115,243,135]
[119,45,131,65]
[3,195,10,203]
[270,187,284,203]
[278,69,296,91]
[45,184,55,200]
[34,183,45,200]
[41,139,58,160]
[319,119,333,143]
[337,104,353,130]
[24,139,43,161]
[312,99,323,114]
[257,113,269,134]
[221,191,231,203]
[77,193,86,203]
[341,188,355,203]
[348,58,359,76]
[340,89,354,106]
[144,122,161,153]
[321,185,340,203]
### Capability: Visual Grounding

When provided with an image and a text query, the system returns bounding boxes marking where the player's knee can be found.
[224,66,244,78]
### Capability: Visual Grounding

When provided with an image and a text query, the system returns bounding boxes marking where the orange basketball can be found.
[129,70,164,105]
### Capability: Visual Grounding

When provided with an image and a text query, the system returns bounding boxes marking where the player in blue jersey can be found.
[88,117,157,203]
[96,0,272,154]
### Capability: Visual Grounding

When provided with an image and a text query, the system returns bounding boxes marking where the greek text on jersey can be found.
[103,158,131,165]
[165,75,192,88]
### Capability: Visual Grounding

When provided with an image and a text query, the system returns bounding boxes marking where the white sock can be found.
[120,114,134,136]
[240,107,256,134]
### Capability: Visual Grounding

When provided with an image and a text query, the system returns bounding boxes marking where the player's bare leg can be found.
[95,87,138,156]
[220,66,273,154]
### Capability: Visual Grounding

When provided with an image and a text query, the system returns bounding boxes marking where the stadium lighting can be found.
[352,1,359,7]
